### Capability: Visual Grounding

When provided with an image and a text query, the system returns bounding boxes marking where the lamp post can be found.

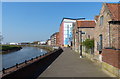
[76,30,85,58]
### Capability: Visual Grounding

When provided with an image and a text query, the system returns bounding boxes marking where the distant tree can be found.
[32,41,40,44]
[0,32,3,44]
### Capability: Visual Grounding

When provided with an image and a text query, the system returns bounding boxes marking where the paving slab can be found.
[38,48,112,77]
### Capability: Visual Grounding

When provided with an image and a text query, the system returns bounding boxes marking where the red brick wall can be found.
[59,22,64,47]
[118,25,120,49]
[56,32,59,46]
[102,49,120,69]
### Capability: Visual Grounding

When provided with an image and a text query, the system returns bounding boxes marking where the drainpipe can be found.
[108,22,111,47]
[78,28,80,53]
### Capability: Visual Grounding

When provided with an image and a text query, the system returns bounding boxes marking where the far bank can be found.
[0,45,22,54]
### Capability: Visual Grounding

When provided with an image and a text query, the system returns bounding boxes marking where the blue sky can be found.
[2,2,102,43]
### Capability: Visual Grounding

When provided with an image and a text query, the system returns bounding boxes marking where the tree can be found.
[32,41,40,44]
[82,39,94,54]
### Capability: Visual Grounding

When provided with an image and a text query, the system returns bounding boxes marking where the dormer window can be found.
[100,16,104,26]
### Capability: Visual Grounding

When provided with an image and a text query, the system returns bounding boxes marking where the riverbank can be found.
[2,48,63,79]
[18,45,54,52]
[34,45,54,52]
[2,46,48,70]
[0,45,22,54]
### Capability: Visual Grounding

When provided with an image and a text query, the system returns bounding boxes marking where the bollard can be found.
[36,56,38,59]
[25,60,27,64]
[43,54,44,56]
[16,63,18,68]
[40,55,41,57]
[31,58,33,61]
[2,68,5,74]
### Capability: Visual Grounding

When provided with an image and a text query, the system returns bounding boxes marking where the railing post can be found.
[39,55,41,57]
[31,58,33,61]
[36,56,38,59]
[25,60,27,64]
[16,63,18,68]
[2,68,5,74]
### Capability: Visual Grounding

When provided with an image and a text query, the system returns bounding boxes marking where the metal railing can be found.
[1,52,48,75]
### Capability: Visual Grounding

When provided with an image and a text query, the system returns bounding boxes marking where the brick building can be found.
[59,18,85,47]
[94,3,120,59]
[94,3,120,76]
[50,32,59,46]
[46,39,51,46]
[56,32,60,46]
[72,20,96,53]
[59,18,76,47]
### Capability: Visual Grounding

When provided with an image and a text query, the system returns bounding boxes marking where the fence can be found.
[2,48,63,79]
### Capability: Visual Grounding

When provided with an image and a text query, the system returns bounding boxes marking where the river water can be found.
[0,46,47,70]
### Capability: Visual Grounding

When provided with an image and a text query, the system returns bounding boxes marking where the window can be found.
[67,25,69,28]
[99,34,103,50]
[100,16,104,26]
[97,34,103,51]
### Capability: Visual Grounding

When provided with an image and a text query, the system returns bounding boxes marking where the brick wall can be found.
[102,48,120,69]
[118,24,120,49]
[94,4,112,55]
[80,27,95,41]
[72,22,79,52]
[56,32,59,46]
[110,24,120,49]
[59,22,64,47]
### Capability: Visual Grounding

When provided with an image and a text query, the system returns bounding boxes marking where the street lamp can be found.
[76,30,85,58]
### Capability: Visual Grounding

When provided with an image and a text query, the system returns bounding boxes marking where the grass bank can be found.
[34,45,54,52]
[0,45,22,54]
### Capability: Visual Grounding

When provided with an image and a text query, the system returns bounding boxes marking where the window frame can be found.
[100,15,104,26]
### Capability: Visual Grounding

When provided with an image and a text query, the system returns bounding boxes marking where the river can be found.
[1,46,47,70]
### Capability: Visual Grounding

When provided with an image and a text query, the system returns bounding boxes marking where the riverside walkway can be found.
[38,48,112,78]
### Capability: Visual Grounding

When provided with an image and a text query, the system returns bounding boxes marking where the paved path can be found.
[38,48,111,77]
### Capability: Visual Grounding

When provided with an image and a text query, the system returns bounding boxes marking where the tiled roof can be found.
[106,3,120,21]
[77,20,96,28]
[94,15,99,21]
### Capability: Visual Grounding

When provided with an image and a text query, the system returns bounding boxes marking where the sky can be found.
[2,2,103,43]
[2,0,119,2]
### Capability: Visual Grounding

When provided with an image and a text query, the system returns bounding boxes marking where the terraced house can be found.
[94,3,120,76]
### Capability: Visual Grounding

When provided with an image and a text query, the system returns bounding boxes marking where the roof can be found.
[106,3,120,21]
[62,17,85,21]
[77,20,96,28]
[94,15,99,21]
[60,17,85,26]
[50,32,59,38]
